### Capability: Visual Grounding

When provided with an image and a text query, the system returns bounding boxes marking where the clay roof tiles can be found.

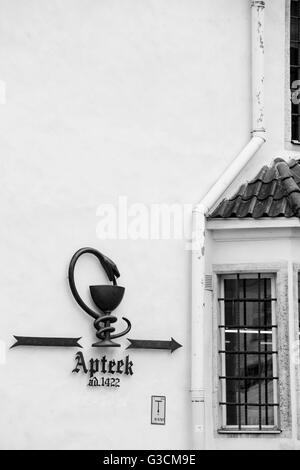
[209,158,300,219]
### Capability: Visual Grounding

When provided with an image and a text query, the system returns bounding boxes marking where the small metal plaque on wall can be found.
[151,396,166,426]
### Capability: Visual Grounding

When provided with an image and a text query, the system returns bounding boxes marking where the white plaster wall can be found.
[0,0,296,450]
[0,0,251,450]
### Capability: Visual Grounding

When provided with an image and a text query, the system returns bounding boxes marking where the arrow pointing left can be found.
[11,336,82,349]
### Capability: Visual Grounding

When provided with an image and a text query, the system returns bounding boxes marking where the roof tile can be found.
[209,158,300,219]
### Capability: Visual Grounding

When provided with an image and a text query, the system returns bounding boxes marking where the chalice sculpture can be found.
[68,248,131,347]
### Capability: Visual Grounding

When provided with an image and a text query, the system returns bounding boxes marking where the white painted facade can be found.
[0,0,300,450]
[204,221,300,449]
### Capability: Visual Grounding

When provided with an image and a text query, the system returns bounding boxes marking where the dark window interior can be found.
[219,274,279,430]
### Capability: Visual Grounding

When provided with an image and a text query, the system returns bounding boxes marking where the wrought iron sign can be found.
[11,336,82,348]
[127,338,182,353]
[11,247,182,389]
[68,248,131,348]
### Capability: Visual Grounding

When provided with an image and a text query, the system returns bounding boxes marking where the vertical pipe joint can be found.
[251,1,265,8]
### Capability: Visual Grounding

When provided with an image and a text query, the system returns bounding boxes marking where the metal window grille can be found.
[219,274,279,431]
[291,0,300,142]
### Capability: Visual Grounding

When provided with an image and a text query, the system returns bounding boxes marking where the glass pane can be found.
[259,329,274,353]
[246,406,260,427]
[240,354,260,377]
[244,278,259,299]
[224,279,238,298]
[224,329,274,353]
[224,300,241,326]
[292,1,300,18]
[226,405,238,427]
[225,380,239,404]
[241,378,274,406]
[292,116,300,140]
[291,18,300,42]
[291,46,300,67]
[261,406,275,427]
[225,331,239,351]
[225,353,239,377]
[261,355,274,378]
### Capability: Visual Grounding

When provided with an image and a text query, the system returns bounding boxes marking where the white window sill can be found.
[218,429,281,435]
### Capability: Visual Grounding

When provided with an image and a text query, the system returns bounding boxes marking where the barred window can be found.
[219,274,280,431]
[291,0,300,142]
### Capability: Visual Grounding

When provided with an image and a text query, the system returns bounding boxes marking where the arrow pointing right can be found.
[126,338,182,353]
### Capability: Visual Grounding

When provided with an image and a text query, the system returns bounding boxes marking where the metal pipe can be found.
[190,0,266,450]
[252,0,266,137]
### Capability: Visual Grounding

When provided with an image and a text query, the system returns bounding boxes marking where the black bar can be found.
[218,298,276,302]
[220,377,279,381]
[243,279,248,426]
[0,451,201,465]
[219,351,278,355]
[11,336,82,348]
[264,279,269,426]
[219,325,277,329]
[220,403,279,407]
[237,275,241,430]
[258,275,262,430]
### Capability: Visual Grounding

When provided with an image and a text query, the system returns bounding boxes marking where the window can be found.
[291,0,300,142]
[218,274,280,432]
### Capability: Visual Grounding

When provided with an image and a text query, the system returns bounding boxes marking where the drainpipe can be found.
[190,0,266,450]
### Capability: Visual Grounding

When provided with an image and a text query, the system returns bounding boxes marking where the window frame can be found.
[218,273,280,432]
[212,263,292,437]
[285,0,300,147]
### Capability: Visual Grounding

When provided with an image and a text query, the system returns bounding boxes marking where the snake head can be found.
[100,255,121,285]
